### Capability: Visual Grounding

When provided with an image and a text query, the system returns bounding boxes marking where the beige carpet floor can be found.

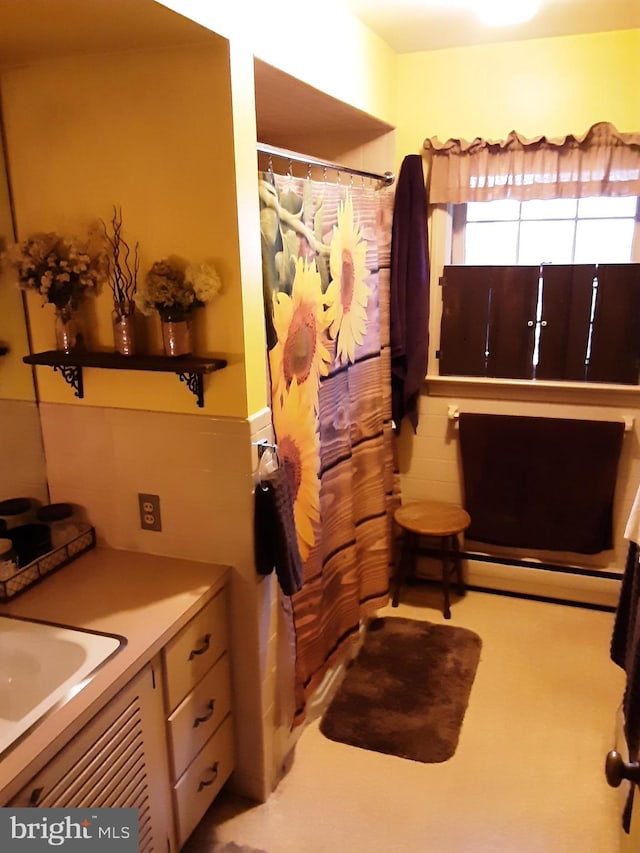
[185,586,627,853]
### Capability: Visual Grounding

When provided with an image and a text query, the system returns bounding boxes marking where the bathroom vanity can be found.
[0,548,232,852]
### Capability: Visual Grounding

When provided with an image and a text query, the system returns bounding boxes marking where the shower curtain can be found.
[259,168,398,723]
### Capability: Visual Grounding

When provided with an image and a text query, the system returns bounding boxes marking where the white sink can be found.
[0,615,124,757]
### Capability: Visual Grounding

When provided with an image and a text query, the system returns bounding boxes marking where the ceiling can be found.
[344,0,640,53]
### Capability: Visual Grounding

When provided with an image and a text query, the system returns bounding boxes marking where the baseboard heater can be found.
[414,544,621,611]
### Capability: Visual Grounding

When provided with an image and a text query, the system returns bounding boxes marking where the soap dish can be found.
[0,524,96,602]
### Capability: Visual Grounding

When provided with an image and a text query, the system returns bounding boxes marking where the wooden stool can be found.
[392,500,471,618]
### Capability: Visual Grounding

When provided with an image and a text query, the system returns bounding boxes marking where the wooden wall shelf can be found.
[23,351,227,407]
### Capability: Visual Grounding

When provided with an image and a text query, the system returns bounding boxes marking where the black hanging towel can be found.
[254,466,304,596]
[611,540,640,832]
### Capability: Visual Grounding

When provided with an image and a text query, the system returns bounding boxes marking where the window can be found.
[426,123,640,386]
[439,196,640,385]
[452,196,639,265]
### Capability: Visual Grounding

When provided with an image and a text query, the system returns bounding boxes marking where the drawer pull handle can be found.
[189,633,212,661]
[193,699,216,728]
[197,761,219,792]
[29,787,44,806]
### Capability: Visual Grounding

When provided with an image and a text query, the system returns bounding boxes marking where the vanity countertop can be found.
[0,546,230,803]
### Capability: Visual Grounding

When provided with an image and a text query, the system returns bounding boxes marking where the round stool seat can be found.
[394,501,470,538]
[392,500,471,618]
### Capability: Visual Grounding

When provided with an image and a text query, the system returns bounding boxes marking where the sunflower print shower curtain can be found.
[259,170,399,723]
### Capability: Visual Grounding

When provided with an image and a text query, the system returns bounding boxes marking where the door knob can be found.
[605,750,640,787]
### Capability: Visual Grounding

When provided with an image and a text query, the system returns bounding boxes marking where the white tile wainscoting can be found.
[37,402,282,802]
[395,386,640,608]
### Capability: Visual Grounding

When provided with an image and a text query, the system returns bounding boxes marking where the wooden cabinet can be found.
[162,586,234,848]
[9,662,175,853]
[7,583,234,851]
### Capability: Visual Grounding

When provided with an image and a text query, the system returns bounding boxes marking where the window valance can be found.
[423,122,640,204]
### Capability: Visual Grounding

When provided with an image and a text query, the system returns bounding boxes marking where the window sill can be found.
[424,374,640,406]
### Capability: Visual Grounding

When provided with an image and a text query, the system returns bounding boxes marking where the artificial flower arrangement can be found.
[6,231,106,310]
[135,255,222,321]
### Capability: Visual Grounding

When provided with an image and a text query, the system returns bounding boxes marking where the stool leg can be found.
[452,533,466,597]
[392,529,415,607]
[441,535,452,619]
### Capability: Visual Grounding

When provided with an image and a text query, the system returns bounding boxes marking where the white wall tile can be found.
[38,401,273,801]
[399,391,640,578]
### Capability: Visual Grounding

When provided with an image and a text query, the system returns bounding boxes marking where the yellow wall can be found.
[396,28,640,156]
[2,0,399,421]
[393,26,640,603]
[0,138,33,402]
[227,39,270,418]
[153,0,398,419]
[158,0,398,129]
[1,40,251,417]
[0,275,33,402]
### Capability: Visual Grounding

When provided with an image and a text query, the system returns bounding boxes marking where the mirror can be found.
[0,110,49,506]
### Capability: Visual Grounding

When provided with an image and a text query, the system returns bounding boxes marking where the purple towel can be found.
[390,154,430,434]
[254,466,304,596]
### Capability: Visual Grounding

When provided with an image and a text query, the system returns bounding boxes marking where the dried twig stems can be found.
[100,206,139,306]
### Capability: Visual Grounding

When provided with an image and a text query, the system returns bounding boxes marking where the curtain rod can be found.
[257,142,395,186]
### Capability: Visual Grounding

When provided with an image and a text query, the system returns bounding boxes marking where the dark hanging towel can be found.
[611,540,640,832]
[390,154,430,434]
[458,413,624,554]
[254,466,304,596]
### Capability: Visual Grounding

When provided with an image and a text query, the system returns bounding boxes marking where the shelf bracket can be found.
[177,371,204,408]
[54,364,84,399]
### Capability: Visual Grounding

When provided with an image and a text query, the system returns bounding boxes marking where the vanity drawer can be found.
[168,652,231,780]
[163,589,227,712]
[174,714,234,848]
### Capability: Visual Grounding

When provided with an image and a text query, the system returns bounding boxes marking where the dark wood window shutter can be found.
[536,264,595,381]
[440,266,537,378]
[485,266,538,379]
[440,263,640,384]
[439,266,491,376]
[587,264,640,384]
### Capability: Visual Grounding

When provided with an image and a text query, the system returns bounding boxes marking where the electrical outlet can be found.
[138,493,162,532]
